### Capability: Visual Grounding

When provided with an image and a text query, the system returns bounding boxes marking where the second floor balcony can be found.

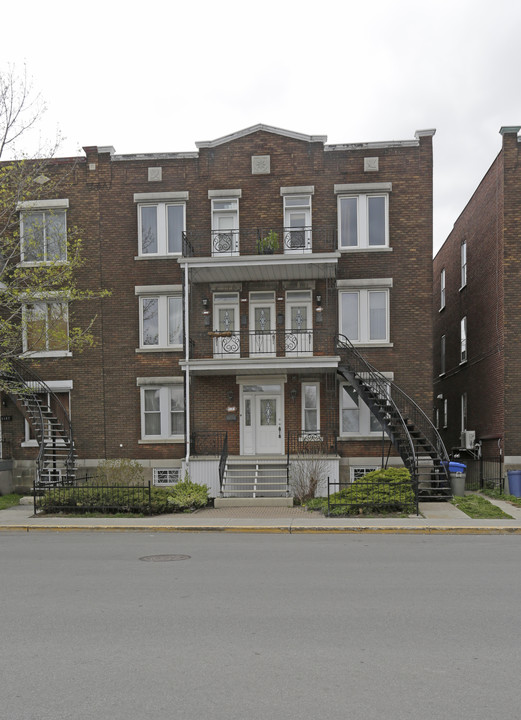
[182,226,337,258]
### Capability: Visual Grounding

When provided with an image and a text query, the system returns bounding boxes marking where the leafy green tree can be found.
[0,65,107,387]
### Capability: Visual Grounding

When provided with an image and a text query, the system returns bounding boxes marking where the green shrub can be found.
[166,476,209,512]
[305,467,415,516]
[94,458,144,486]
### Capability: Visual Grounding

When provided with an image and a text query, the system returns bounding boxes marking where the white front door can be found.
[213,293,239,358]
[241,384,284,455]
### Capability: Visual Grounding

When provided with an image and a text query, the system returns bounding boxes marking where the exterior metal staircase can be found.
[2,358,76,486]
[221,457,289,498]
[336,335,451,500]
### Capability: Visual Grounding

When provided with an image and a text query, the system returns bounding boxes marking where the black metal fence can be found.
[327,477,418,516]
[464,456,504,491]
[34,478,153,515]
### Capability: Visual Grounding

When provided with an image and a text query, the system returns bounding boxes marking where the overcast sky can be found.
[2,0,520,255]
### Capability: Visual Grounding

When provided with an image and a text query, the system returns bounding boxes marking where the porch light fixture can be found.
[227,390,234,402]
[202,298,209,309]
[315,294,323,314]
[290,388,297,401]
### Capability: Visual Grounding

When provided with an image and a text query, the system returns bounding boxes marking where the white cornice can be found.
[196,124,327,148]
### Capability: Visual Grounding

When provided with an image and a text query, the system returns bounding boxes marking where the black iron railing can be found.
[3,358,75,486]
[34,479,152,515]
[190,431,228,456]
[182,226,337,257]
[327,477,418,516]
[336,334,451,497]
[190,328,335,360]
[287,430,338,456]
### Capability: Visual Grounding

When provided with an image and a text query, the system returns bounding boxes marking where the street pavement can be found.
[2,493,521,533]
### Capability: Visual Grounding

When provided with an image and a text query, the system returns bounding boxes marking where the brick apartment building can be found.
[1,124,441,498]
[433,126,521,480]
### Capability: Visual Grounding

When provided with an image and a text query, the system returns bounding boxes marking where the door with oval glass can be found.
[241,384,283,455]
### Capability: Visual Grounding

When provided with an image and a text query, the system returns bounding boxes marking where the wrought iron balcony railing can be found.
[189,328,336,360]
[182,226,337,258]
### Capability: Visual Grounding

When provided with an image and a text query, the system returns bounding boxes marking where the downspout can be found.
[184,261,191,466]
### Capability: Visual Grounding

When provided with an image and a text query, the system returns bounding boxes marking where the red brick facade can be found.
[433,126,521,465]
[1,125,435,490]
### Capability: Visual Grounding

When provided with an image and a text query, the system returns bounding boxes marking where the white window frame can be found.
[18,199,69,264]
[461,241,467,288]
[301,382,320,434]
[338,285,390,345]
[443,399,448,429]
[337,193,389,250]
[350,466,379,482]
[440,335,446,375]
[210,195,240,256]
[460,316,467,363]
[139,384,185,442]
[137,202,185,256]
[153,468,181,486]
[440,268,446,310]
[283,194,312,252]
[461,393,467,433]
[136,286,183,351]
[339,374,392,438]
[22,300,70,357]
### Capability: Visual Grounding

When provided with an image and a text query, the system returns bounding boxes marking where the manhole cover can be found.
[139,554,191,562]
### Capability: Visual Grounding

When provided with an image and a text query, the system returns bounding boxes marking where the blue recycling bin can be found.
[507,470,521,498]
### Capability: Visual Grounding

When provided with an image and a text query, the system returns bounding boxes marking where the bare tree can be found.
[0,65,107,386]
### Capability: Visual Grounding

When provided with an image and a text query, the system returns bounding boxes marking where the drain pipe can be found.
[184,261,190,467]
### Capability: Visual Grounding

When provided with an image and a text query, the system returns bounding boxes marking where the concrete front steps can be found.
[219,457,292,506]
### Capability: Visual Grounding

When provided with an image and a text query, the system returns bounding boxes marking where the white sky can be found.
[2,0,520,255]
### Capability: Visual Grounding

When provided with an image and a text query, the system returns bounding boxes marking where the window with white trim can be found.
[461,393,467,433]
[138,202,185,256]
[339,382,385,437]
[440,335,446,375]
[153,468,181,486]
[140,385,184,440]
[443,398,448,429]
[211,198,239,255]
[350,466,378,482]
[139,294,183,349]
[302,382,320,433]
[440,268,446,309]
[23,383,72,446]
[283,195,311,252]
[460,316,467,362]
[338,194,388,249]
[339,288,389,344]
[461,241,467,288]
[23,301,69,356]
[20,202,68,263]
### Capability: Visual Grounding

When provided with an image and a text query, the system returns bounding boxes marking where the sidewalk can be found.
[2,495,521,534]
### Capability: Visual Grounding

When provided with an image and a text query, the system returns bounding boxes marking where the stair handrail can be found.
[218,432,228,494]
[336,334,450,481]
[336,334,418,475]
[3,357,75,484]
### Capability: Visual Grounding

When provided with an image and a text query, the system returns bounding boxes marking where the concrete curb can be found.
[2,524,521,534]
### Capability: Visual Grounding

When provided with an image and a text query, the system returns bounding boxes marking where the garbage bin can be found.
[448,461,466,496]
[507,470,521,498]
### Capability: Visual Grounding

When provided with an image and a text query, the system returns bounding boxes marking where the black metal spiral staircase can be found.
[336,335,451,500]
[2,358,76,486]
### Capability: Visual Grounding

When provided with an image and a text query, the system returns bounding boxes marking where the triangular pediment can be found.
[195,124,327,149]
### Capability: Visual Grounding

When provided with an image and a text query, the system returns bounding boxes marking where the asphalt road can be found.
[2,532,520,720]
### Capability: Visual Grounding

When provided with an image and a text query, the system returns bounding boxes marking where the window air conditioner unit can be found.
[460,430,476,450]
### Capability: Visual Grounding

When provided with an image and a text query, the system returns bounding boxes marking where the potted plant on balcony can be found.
[257,230,279,255]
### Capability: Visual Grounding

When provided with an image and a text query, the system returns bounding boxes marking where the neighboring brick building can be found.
[433,126,521,476]
[1,124,438,496]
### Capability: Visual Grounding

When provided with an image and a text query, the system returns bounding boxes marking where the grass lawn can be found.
[0,493,23,511]
[452,494,513,519]
[480,487,521,507]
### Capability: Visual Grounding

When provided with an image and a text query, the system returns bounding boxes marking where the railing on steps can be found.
[219,433,228,496]
[335,334,451,497]
[2,357,75,486]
